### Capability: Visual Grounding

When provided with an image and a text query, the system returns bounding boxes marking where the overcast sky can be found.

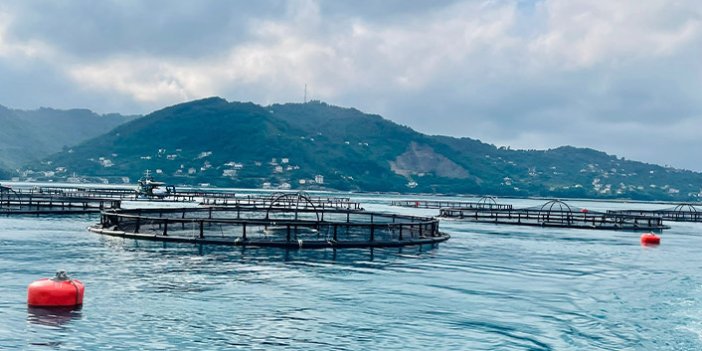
[1,0,701,170]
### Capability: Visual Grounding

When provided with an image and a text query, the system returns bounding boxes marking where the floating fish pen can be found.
[201,192,364,211]
[20,186,137,199]
[12,185,238,202]
[88,201,449,249]
[391,196,512,210]
[439,200,669,231]
[1,187,121,215]
[609,203,702,222]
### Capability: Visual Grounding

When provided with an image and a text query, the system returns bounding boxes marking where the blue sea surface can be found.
[1,195,701,350]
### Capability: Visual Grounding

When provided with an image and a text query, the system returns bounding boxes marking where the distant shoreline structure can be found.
[2,180,699,206]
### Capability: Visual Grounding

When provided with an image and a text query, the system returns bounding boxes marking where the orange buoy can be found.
[27,271,84,307]
[580,208,589,213]
[640,233,661,246]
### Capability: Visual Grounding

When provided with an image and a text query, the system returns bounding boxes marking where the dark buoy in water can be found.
[27,271,84,307]
[640,233,661,246]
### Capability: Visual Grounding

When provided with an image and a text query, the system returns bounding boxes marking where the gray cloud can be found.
[2,1,285,58]
[1,0,701,170]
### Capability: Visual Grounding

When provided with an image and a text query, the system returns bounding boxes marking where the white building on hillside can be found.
[315,175,324,184]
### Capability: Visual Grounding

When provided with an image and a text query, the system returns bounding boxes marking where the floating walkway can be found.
[609,203,702,223]
[88,201,449,249]
[440,200,669,231]
[13,185,236,202]
[391,196,512,210]
[1,185,362,217]
[1,192,121,215]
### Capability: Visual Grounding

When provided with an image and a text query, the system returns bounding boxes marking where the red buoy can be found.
[27,271,84,307]
[640,233,661,246]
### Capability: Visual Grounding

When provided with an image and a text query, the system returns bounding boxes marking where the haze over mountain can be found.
[26,97,702,201]
[0,105,135,169]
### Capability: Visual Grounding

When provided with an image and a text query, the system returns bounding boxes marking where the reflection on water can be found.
[1,196,702,350]
[27,305,83,327]
[102,236,439,267]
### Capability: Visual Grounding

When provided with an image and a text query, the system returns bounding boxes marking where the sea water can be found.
[1,195,701,350]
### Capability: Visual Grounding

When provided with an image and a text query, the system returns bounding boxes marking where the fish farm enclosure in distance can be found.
[391,197,701,230]
[437,199,669,231]
[2,183,701,249]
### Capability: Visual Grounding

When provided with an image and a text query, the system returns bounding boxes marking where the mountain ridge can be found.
[17,97,702,201]
[0,104,137,169]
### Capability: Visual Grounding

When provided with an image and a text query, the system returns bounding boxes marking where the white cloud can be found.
[65,1,522,104]
[0,12,54,59]
[69,58,210,104]
[530,0,702,69]
[1,0,702,169]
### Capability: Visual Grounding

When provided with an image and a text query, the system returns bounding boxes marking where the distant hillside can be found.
[0,105,136,169]
[31,97,702,201]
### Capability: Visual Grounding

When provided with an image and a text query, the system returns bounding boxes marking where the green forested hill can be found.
[0,104,135,169]
[31,98,702,201]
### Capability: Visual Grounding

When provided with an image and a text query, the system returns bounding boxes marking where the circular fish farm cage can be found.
[88,205,449,249]
[440,199,669,231]
[538,199,572,214]
[201,192,364,211]
[609,203,702,222]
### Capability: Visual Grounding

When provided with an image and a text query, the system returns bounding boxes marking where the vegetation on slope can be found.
[0,104,134,168]
[31,98,702,201]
